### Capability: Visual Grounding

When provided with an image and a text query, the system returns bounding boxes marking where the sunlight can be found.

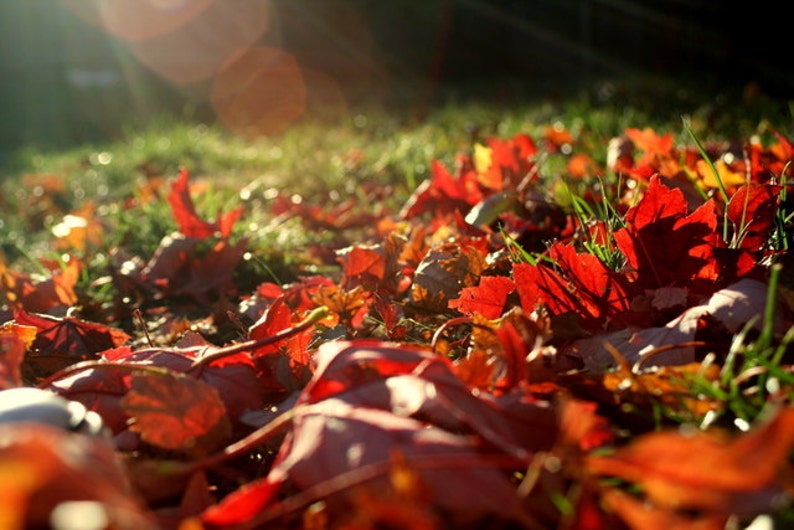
[58,0,214,42]
[59,0,271,85]
[210,46,306,139]
[52,0,381,138]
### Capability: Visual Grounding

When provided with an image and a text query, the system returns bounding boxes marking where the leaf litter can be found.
[0,118,794,529]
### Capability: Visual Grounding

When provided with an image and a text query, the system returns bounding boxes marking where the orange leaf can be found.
[51,202,105,252]
[121,371,231,455]
[311,284,369,329]
[0,322,34,389]
[586,407,794,515]
[0,258,81,313]
[454,349,497,392]
[567,153,602,179]
[601,487,728,530]
[625,127,675,165]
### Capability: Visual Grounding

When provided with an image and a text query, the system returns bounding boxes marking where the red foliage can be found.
[613,175,756,294]
[513,242,630,332]
[449,274,515,319]
[3,123,794,529]
[168,168,244,239]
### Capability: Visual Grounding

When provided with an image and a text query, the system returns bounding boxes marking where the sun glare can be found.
[53,0,380,139]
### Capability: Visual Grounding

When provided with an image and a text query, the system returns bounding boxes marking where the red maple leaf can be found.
[400,159,485,219]
[624,127,675,167]
[270,193,377,231]
[247,296,313,396]
[513,242,630,332]
[747,130,794,183]
[48,342,265,445]
[121,371,232,455]
[13,310,130,357]
[727,182,782,251]
[203,340,557,528]
[248,297,294,356]
[168,168,244,239]
[465,309,544,393]
[371,294,407,340]
[612,175,749,293]
[13,309,131,382]
[448,275,515,319]
[338,245,386,287]
[479,132,538,190]
[136,233,248,301]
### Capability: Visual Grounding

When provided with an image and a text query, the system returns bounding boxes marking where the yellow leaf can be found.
[695,159,746,189]
[473,143,492,175]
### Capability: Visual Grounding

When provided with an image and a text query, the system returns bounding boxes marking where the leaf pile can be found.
[2,121,794,529]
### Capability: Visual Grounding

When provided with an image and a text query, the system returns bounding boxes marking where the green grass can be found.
[1,77,791,288]
[2,77,794,526]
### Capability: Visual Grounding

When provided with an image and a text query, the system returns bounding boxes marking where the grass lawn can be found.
[2,75,790,272]
[2,74,794,528]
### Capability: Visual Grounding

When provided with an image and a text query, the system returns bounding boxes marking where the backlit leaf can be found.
[727,182,781,251]
[513,242,630,332]
[449,275,515,319]
[586,407,794,516]
[613,176,730,291]
[121,371,231,454]
[0,258,81,314]
[0,322,34,389]
[167,168,244,239]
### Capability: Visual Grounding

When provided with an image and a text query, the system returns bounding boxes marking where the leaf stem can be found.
[36,306,329,388]
[188,306,329,371]
[189,405,300,472]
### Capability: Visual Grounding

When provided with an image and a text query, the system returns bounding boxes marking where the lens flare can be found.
[58,0,213,42]
[59,0,271,85]
[210,46,307,138]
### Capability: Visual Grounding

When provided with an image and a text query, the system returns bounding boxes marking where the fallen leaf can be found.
[168,168,244,239]
[449,275,515,319]
[121,371,232,455]
[586,407,794,517]
[0,322,35,389]
[0,423,155,529]
[566,277,777,371]
[0,258,81,314]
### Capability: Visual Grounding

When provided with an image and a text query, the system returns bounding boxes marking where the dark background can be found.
[1,0,791,156]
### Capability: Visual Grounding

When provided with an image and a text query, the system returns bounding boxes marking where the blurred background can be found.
[1,0,791,155]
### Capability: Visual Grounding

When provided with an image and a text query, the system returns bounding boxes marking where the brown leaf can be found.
[566,278,776,372]
[121,371,231,455]
[603,362,723,419]
[311,284,369,329]
[411,244,485,312]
